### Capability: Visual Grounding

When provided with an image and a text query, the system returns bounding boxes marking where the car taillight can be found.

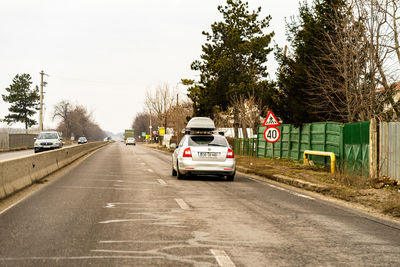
[227,148,234,158]
[183,147,192,157]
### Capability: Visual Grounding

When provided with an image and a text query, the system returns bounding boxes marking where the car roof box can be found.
[186,117,215,130]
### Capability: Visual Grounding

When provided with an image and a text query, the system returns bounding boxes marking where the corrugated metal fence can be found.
[380,122,400,180]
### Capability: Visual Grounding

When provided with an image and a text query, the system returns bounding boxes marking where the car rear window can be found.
[188,135,228,147]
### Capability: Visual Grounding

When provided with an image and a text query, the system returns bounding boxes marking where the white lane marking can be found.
[0,195,29,215]
[210,249,236,267]
[99,219,156,224]
[267,184,288,191]
[104,203,140,208]
[268,184,314,200]
[147,169,154,173]
[140,162,146,165]
[0,256,168,260]
[175,198,190,210]
[157,179,167,185]
[57,186,137,191]
[292,192,315,200]
[99,240,181,244]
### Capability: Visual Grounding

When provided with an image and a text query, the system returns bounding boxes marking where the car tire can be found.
[177,162,184,180]
[226,173,235,181]
[172,167,177,176]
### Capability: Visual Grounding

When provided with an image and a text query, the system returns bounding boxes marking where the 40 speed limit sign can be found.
[264,126,281,143]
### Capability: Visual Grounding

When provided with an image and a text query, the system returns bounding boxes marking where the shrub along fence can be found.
[234,121,370,176]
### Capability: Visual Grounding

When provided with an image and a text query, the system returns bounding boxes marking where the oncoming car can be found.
[34,131,63,153]
[172,117,235,181]
[125,137,136,146]
[78,137,87,144]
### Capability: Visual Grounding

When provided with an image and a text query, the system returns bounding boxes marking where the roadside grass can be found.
[236,155,400,218]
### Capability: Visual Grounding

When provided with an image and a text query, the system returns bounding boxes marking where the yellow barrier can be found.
[303,150,336,174]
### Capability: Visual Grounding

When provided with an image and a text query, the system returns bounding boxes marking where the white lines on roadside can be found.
[157,179,167,185]
[210,249,236,267]
[175,198,190,210]
[99,240,181,244]
[292,192,315,200]
[268,184,288,191]
[267,184,315,200]
[99,219,157,224]
[147,169,154,173]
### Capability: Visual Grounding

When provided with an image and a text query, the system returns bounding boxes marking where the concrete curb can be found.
[0,142,108,200]
[236,166,329,193]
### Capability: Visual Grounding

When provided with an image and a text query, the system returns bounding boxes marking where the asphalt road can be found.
[0,142,399,266]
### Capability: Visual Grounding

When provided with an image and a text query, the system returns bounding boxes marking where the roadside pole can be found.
[39,71,44,132]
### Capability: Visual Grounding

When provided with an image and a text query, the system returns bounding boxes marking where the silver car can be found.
[172,133,235,181]
[34,131,63,153]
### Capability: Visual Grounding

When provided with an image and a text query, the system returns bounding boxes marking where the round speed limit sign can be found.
[264,127,281,143]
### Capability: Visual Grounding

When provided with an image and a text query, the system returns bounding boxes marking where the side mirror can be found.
[59,137,63,141]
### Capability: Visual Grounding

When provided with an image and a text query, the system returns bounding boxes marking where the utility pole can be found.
[39,71,45,132]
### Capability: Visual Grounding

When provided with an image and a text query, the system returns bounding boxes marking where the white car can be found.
[172,117,235,181]
[125,137,136,146]
[34,131,63,153]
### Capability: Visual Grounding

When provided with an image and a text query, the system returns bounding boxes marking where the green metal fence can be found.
[256,122,342,165]
[235,121,370,176]
[234,138,257,156]
[343,121,370,177]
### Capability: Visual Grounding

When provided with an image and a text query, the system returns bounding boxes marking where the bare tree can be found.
[53,101,105,141]
[303,0,400,122]
[168,100,193,143]
[355,0,400,120]
[53,100,73,137]
[230,93,263,138]
[145,84,176,129]
[131,112,157,140]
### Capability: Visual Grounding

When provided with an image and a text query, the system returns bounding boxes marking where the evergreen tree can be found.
[189,0,274,117]
[2,74,40,129]
[275,0,348,124]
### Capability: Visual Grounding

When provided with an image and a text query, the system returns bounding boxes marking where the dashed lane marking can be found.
[147,169,154,173]
[175,198,190,210]
[210,249,236,267]
[157,179,167,185]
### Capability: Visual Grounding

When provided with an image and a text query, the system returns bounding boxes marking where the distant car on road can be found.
[78,137,87,144]
[172,117,235,181]
[34,131,63,153]
[125,137,136,146]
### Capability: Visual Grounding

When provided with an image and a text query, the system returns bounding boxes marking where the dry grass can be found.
[236,155,400,218]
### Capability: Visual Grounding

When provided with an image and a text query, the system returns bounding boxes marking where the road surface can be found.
[0,142,399,266]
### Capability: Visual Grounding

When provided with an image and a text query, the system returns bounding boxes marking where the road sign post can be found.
[263,111,281,159]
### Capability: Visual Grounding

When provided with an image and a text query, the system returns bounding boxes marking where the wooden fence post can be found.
[369,118,378,178]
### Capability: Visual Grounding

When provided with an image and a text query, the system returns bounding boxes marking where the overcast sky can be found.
[0,0,302,134]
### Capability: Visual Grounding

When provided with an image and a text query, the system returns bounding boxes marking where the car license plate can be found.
[198,152,218,158]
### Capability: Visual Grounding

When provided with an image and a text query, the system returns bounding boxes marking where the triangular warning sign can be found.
[263,111,280,126]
